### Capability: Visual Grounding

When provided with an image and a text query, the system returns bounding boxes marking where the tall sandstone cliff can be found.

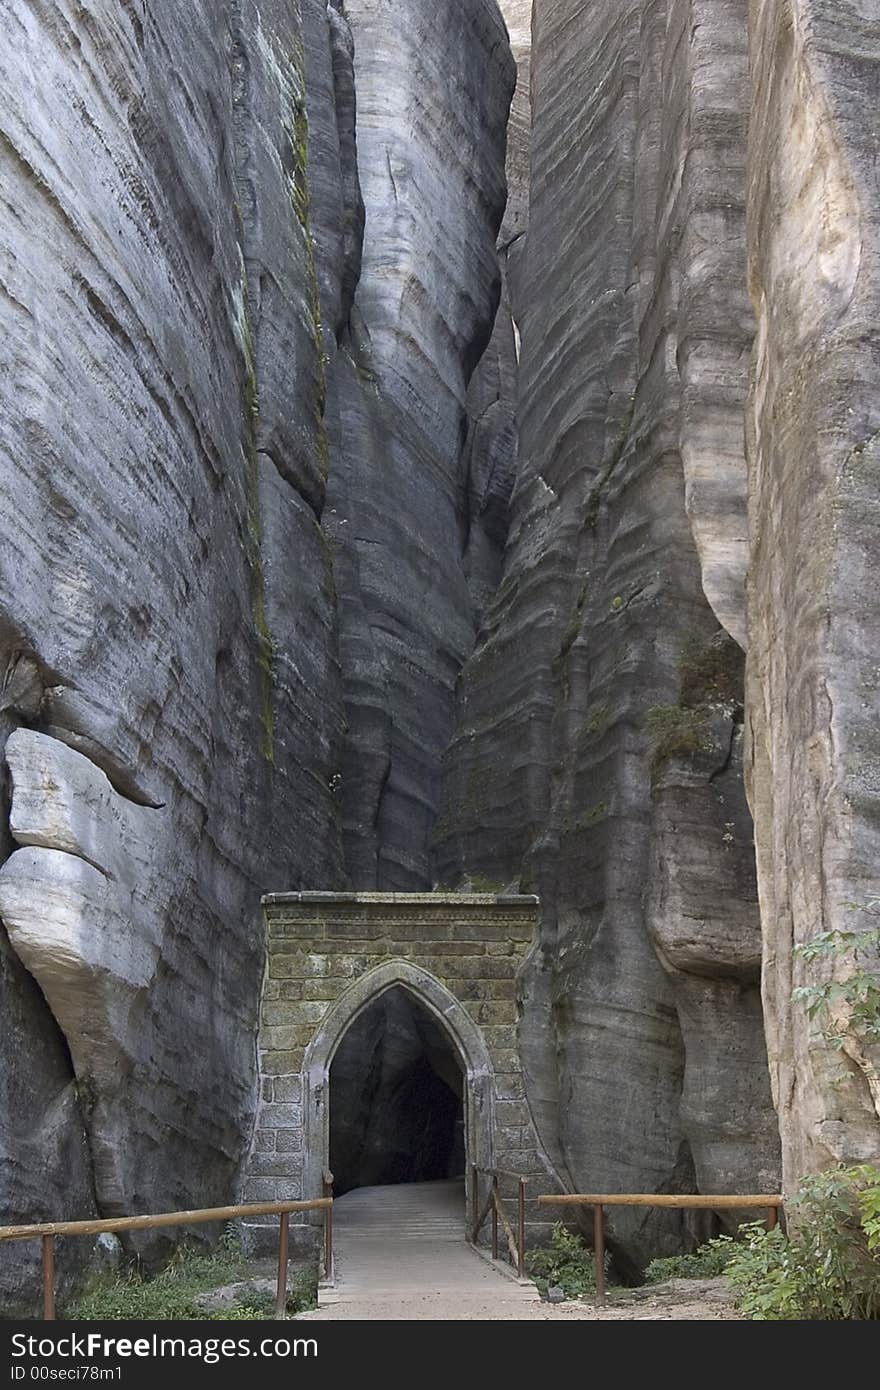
[0,0,513,1309]
[2,0,879,1310]
[746,0,880,1190]
[440,0,880,1261]
[438,0,781,1267]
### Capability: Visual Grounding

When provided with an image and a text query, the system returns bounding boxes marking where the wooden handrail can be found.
[472,1186,495,1242]
[492,1187,519,1266]
[537,1194,783,1209]
[536,1192,784,1303]
[473,1166,531,1183]
[0,1197,331,1242]
[1,1196,333,1322]
[470,1165,527,1278]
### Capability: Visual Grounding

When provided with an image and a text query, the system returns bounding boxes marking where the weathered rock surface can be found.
[314,0,516,889]
[746,0,880,1186]
[460,0,532,621]
[437,0,780,1268]
[0,0,516,1311]
[4,0,879,1308]
[0,0,344,1307]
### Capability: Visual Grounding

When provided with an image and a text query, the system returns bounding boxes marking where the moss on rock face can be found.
[678,630,743,709]
[291,100,310,230]
[644,703,710,769]
[645,630,744,778]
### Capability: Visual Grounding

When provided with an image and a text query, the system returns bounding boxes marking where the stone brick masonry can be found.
[242,892,550,1252]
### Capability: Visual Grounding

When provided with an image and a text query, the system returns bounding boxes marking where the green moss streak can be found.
[240,307,275,765]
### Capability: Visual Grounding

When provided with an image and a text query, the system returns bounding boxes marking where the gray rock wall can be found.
[746,0,880,1187]
[0,0,516,1310]
[0,0,344,1309]
[4,0,879,1307]
[437,0,781,1268]
[314,0,516,890]
[460,0,532,622]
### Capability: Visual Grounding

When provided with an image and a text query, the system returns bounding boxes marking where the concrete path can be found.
[302,1180,540,1321]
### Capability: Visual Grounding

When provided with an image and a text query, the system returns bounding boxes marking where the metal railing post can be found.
[323,1174,333,1279]
[491,1175,499,1260]
[593,1204,605,1305]
[517,1179,526,1279]
[275,1211,289,1318]
[42,1235,55,1321]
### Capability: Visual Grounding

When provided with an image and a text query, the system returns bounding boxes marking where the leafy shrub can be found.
[644,1235,737,1284]
[792,917,880,1053]
[69,1245,317,1321]
[726,1166,880,1320]
[526,1222,600,1298]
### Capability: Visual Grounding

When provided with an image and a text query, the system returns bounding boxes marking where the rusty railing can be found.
[536,1192,785,1303]
[321,1171,334,1279]
[0,1195,333,1321]
[470,1165,527,1279]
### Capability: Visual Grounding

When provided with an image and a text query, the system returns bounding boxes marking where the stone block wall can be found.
[242,892,551,1254]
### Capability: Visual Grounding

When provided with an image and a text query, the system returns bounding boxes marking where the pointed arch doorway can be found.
[303,960,495,1228]
[243,891,545,1257]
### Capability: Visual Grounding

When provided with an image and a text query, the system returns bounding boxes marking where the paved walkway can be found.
[301,1180,540,1321]
[297,1180,742,1321]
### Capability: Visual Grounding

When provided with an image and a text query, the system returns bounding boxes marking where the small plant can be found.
[526,1222,601,1298]
[644,704,708,767]
[793,920,880,1046]
[792,905,880,1100]
[725,1166,880,1320]
[644,1235,737,1283]
[466,873,509,894]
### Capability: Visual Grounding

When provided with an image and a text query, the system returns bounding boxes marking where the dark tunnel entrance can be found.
[329,986,466,1197]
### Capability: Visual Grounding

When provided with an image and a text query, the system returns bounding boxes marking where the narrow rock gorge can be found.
[1,0,879,1311]
[438,0,781,1266]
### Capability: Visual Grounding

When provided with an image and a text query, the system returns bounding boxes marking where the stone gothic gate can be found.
[242,892,547,1252]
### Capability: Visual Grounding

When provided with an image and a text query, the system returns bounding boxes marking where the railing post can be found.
[766,1205,778,1232]
[471,1164,478,1240]
[275,1211,289,1319]
[323,1175,333,1279]
[517,1179,526,1279]
[42,1235,55,1321]
[593,1204,605,1305]
[491,1175,498,1261]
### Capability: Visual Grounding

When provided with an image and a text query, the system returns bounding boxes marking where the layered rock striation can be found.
[0,0,515,1309]
[438,0,781,1266]
[746,0,880,1187]
[311,0,516,889]
[3,0,880,1310]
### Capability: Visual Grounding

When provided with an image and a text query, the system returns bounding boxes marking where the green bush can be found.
[644,1235,737,1284]
[726,1166,880,1320]
[68,1245,317,1322]
[526,1222,600,1298]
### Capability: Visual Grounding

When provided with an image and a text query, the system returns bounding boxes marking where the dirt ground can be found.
[298,1277,742,1321]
